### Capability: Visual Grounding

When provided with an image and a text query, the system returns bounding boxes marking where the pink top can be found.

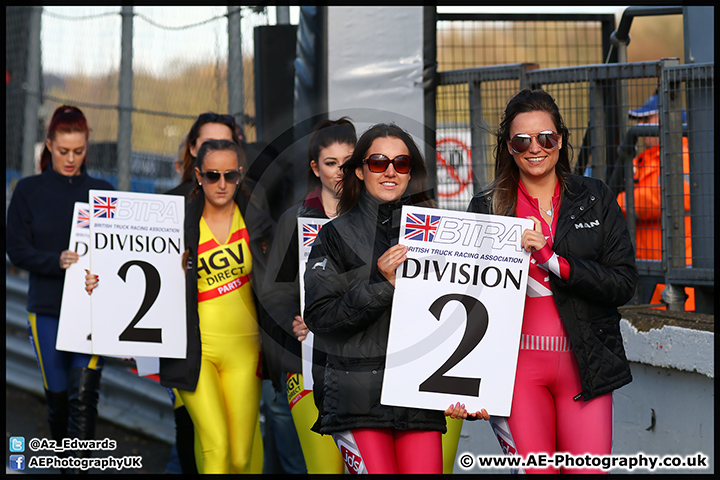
[516,180,571,341]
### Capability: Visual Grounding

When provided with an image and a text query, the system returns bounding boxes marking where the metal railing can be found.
[5,259,175,444]
[435,60,714,312]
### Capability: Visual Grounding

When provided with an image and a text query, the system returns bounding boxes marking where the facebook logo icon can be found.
[9,454,25,471]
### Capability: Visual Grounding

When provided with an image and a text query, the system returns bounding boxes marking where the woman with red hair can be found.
[6,105,114,468]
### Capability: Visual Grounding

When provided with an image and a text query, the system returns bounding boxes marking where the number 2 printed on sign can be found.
[116,260,162,343]
[419,294,488,397]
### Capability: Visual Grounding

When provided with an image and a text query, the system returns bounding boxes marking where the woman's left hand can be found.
[521,216,547,253]
[377,244,408,287]
[444,402,490,421]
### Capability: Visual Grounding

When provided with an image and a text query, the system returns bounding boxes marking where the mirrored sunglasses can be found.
[364,154,412,174]
[510,131,559,154]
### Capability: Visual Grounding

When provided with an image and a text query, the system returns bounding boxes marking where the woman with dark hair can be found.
[468,88,638,474]
[88,139,273,473]
[166,139,273,474]
[263,117,356,473]
[165,112,263,474]
[303,123,473,474]
[6,105,114,467]
[166,112,243,199]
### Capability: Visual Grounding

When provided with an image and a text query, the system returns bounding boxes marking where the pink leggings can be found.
[507,349,613,474]
[351,428,442,474]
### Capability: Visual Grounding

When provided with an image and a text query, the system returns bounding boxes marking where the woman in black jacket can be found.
[6,105,114,466]
[89,140,274,473]
[304,123,468,474]
[467,88,638,474]
[263,117,356,473]
[164,139,274,473]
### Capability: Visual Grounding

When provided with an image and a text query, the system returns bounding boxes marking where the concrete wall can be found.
[453,319,714,474]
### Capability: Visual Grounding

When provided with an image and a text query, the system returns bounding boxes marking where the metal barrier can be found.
[5,259,175,444]
[436,60,714,313]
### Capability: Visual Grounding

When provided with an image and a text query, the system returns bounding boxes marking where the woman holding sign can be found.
[467,88,638,474]
[303,123,480,474]
[6,105,114,465]
[86,139,273,473]
[263,117,356,473]
[166,139,274,473]
[164,111,266,474]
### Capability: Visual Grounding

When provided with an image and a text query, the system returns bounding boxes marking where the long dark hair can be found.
[489,88,573,216]
[338,123,434,215]
[178,112,242,184]
[307,117,357,192]
[40,105,90,172]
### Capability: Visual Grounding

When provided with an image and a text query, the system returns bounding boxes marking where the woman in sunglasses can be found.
[263,117,356,473]
[87,139,273,473]
[467,88,637,473]
[163,112,267,474]
[303,123,471,474]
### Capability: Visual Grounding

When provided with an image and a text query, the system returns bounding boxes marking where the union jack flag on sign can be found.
[404,213,441,242]
[93,196,117,219]
[302,223,323,247]
[303,223,322,247]
[76,208,90,228]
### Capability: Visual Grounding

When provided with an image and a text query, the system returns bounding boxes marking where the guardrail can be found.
[5,262,175,444]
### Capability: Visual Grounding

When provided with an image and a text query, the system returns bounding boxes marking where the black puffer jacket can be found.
[159,185,275,391]
[304,191,447,435]
[467,174,637,401]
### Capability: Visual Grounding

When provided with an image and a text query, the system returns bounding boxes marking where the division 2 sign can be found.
[381,205,532,416]
[297,217,330,391]
[57,202,93,354]
[88,190,186,358]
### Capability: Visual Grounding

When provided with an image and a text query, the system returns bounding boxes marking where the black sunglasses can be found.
[199,169,242,184]
[364,154,412,174]
[509,131,559,154]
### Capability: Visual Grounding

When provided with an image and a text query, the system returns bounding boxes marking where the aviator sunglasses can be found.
[199,169,242,184]
[509,131,559,154]
[363,154,412,174]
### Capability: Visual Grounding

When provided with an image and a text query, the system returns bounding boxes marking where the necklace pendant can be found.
[545,209,552,216]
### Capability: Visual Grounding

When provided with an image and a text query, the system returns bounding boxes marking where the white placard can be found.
[381,205,532,416]
[57,202,93,353]
[134,356,160,377]
[297,216,331,391]
[88,190,186,358]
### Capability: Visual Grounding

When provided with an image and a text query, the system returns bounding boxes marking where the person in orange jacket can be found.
[616,93,694,310]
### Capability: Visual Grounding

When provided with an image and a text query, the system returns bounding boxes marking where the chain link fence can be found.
[435,12,614,211]
[6,6,272,196]
[435,59,714,308]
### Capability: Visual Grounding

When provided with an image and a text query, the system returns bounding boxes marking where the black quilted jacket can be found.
[468,174,637,401]
[304,191,446,435]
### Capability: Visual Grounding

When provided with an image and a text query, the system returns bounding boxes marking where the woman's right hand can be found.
[60,249,79,270]
[84,269,99,295]
[444,402,490,421]
[292,316,309,342]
